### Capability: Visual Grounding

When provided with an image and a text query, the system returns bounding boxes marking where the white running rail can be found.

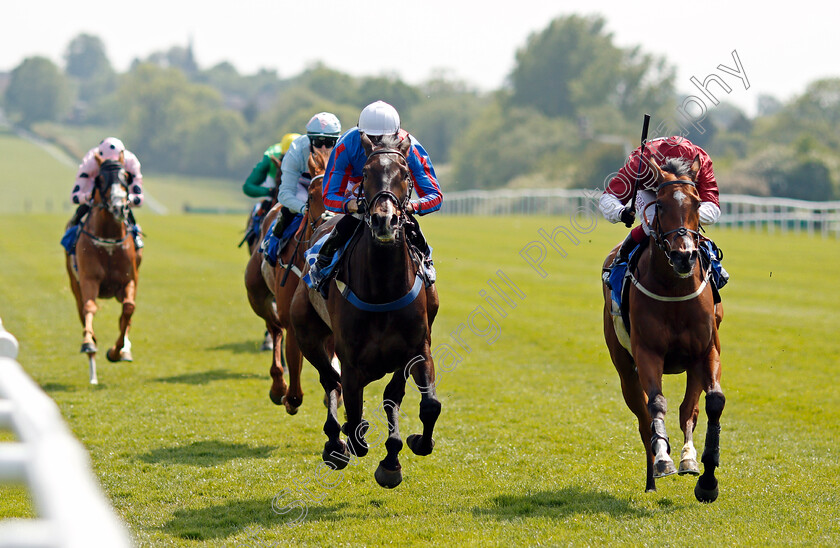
[0,318,133,548]
[440,189,840,238]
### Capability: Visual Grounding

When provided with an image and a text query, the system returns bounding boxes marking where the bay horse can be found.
[244,147,333,415]
[65,156,139,384]
[602,155,725,502]
[290,133,440,488]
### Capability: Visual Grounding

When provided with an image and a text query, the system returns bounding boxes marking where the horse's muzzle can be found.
[669,249,698,277]
[369,210,401,244]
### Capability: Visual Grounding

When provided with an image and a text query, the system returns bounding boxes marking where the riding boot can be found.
[69,203,91,226]
[311,214,360,296]
[406,215,435,284]
[272,206,296,239]
[127,209,143,250]
[611,231,639,269]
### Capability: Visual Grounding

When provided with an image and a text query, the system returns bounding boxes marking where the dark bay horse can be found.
[245,147,334,415]
[290,133,440,488]
[602,155,725,502]
[65,156,139,384]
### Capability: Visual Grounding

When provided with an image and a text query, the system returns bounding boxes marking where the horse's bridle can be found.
[646,179,702,258]
[359,148,414,233]
[93,161,131,220]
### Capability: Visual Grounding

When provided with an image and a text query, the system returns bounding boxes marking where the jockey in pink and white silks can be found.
[307,100,443,295]
[66,137,145,251]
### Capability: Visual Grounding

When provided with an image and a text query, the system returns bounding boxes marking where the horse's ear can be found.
[118,150,125,164]
[269,155,282,170]
[689,154,701,181]
[94,152,104,166]
[397,134,411,157]
[641,154,663,184]
[360,132,375,156]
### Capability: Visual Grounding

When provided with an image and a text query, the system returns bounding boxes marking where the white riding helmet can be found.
[98,137,125,161]
[305,112,341,137]
[358,101,400,136]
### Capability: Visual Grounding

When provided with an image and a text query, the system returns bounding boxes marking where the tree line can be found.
[2,15,838,200]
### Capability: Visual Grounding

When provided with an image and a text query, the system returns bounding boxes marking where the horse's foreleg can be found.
[107,281,136,363]
[678,370,703,476]
[374,373,407,489]
[404,352,441,458]
[79,280,100,354]
[636,347,676,479]
[696,344,725,503]
[341,373,369,459]
[616,365,656,492]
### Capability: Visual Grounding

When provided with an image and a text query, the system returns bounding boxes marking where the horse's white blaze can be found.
[680,441,697,463]
[679,233,695,252]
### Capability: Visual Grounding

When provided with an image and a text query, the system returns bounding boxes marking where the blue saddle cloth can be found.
[302,232,352,290]
[260,214,303,267]
[61,225,81,255]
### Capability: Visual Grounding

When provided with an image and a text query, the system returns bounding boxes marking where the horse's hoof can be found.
[80,342,97,354]
[406,434,434,456]
[679,458,700,476]
[106,348,120,363]
[119,350,133,362]
[269,390,285,406]
[695,476,719,503]
[284,399,299,416]
[653,457,677,478]
[323,442,350,470]
[374,462,402,489]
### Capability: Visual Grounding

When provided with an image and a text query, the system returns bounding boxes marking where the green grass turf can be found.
[0,210,838,546]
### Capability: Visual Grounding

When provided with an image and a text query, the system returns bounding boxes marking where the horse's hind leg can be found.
[268,327,288,406]
[107,281,136,362]
[696,344,725,503]
[678,370,703,476]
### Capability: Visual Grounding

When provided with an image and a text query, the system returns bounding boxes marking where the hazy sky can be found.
[2,1,837,116]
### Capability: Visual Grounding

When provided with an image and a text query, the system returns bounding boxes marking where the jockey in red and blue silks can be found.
[308,100,443,295]
[322,127,442,216]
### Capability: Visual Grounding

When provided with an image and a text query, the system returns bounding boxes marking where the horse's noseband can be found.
[361,148,414,233]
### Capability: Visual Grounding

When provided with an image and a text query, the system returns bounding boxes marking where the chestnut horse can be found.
[244,147,333,415]
[602,155,725,502]
[65,157,139,384]
[290,134,440,488]
[243,156,284,351]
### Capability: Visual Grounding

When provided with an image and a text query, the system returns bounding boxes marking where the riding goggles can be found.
[310,136,338,148]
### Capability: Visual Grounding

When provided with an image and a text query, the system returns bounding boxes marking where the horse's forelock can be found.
[660,157,693,177]
[378,134,401,150]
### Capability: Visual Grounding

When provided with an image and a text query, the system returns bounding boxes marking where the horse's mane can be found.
[659,157,692,177]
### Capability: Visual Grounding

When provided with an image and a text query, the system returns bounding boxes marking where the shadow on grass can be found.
[153,368,263,385]
[139,440,276,467]
[40,382,75,393]
[161,497,348,541]
[474,486,680,520]
[210,340,264,355]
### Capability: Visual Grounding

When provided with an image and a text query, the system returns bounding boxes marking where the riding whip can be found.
[626,113,651,227]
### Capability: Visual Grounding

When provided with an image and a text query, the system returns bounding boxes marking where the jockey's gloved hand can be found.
[620,207,636,227]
